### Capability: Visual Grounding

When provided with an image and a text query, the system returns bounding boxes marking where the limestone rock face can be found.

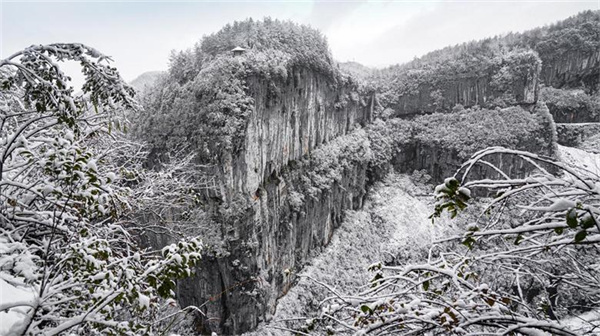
[392,70,540,117]
[541,50,600,91]
[221,68,372,201]
[177,68,373,335]
[392,142,546,184]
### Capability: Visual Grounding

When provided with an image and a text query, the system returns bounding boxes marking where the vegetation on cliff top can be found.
[200,18,336,78]
[133,18,358,162]
[540,86,600,122]
[413,105,553,158]
[367,105,554,162]
[518,10,600,63]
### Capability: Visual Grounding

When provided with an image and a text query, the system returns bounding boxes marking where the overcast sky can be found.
[1,0,598,86]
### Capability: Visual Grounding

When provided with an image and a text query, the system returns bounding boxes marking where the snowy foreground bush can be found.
[0,44,203,335]
[319,147,600,335]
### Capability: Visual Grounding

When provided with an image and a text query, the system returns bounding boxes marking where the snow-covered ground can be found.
[559,144,600,176]
[0,277,35,335]
[245,173,458,335]
[563,309,600,335]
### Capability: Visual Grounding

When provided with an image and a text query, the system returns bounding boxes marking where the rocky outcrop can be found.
[393,78,493,117]
[382,105,557,184]
[540,87,600,124]
[176,67,373,334]
[390,51,541,117]
[392,142,548,184]
[220,67,372,202]
[547,104,600,124]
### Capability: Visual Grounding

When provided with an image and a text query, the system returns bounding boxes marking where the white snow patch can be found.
[559,145,600,177]
[562,309,600,334]
[0,278,36,335]
[138,293,150,310]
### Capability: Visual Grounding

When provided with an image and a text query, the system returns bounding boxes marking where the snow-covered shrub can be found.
[0,44,203,335]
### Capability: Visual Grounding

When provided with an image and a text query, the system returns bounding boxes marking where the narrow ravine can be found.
[244,173,458,335]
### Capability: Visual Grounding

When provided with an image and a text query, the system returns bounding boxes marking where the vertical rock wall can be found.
[220,68,371,201]
[392,67,539,117]
[177,68,373,335]
[541,50,600,91]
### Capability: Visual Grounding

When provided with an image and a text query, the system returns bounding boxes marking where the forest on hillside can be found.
[1,9,600,336]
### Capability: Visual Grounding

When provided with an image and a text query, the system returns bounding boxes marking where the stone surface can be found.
[541,50,600,91]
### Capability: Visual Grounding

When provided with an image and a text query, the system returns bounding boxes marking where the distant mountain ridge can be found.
[337,61,375,81]
[129,71,164,92]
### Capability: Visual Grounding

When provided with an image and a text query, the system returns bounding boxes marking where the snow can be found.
[106,172,117,182]
[547,199,577,211]
[559,145,600,177]
[562,309,600,334]
[0,278,35,336]
[458,187,471,198]
[466,223,479,231]
[138,293,150,310]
